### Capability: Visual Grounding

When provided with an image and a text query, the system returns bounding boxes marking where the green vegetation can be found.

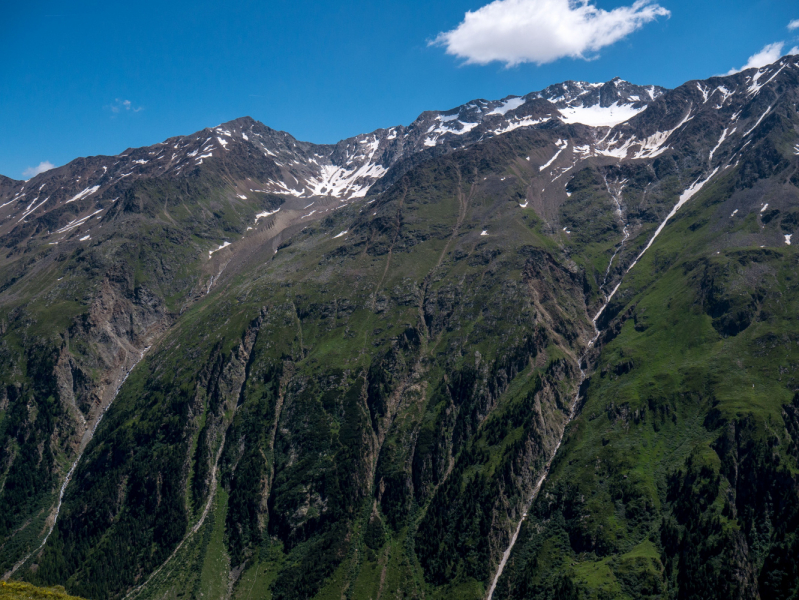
[2,65,799,599]
[493,104,799,599]
[9,134,597,599]
[0,581,87,600]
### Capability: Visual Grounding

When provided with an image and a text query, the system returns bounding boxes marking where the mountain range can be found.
[1,54,799,600]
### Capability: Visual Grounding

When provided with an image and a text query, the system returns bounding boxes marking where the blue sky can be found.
[1,0,797,179]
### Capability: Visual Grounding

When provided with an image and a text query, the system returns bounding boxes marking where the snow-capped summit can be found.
[2,54,796,252]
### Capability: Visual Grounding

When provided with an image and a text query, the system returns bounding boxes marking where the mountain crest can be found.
[2,55,796,246]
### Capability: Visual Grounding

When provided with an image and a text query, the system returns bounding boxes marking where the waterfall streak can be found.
[599,178,630,297]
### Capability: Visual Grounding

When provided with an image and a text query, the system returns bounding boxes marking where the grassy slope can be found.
[0,581,87,600]
[494,137,799,598]
[0,158,284,574]
[23,131,601,599]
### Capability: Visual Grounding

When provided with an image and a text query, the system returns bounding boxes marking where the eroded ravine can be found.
[123,430,228,600]
[484,318,598,600]
[600,176,630,298]
[124,313,264,600]
[3,346,152,581]
[485,166,721,599]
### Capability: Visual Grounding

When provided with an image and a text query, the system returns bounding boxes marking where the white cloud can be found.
[108,98,143,114]
[788,19,799,30]
[727,42,786,75]
[432,0,670,67]
[790,46,799,55]
[22,161,55,178]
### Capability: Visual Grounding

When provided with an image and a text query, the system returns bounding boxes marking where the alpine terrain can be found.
[2,54,799,600]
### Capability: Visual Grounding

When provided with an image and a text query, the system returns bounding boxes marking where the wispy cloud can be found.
[22,161,55,178]
[788,19,799,31]
[432,0,670,67]
[727,42,790,75]
[107,98,144,115]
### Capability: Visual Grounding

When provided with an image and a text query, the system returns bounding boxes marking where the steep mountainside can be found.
[1,55,799,600]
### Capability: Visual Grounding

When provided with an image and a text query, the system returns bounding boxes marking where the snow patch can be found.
[208,241,231,257]
[425,120,480,146]
[709,128,729,161]
[747,70,766,96]
[333,230,348,238]
[597,109,694,160]
[559,102,645,127]
[712,86,734,107]
[307,159,387,199]
[19,196,51,221]
[696,83,709,103]
[628,168,719,272]
[254,207,280,222]
[492,117,550,135]
[743,106,772,137]
[748,64,786,96]
[65,186,100,204]
[540,140,568,171]
[487,97,525,116]
[55,211,103,234]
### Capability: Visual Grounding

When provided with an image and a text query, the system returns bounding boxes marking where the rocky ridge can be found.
[0,78,665,244]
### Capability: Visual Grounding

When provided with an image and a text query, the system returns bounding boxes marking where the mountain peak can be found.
[3,55,794,223]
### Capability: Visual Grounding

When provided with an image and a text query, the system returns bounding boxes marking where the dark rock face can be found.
[1,55,799,600]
